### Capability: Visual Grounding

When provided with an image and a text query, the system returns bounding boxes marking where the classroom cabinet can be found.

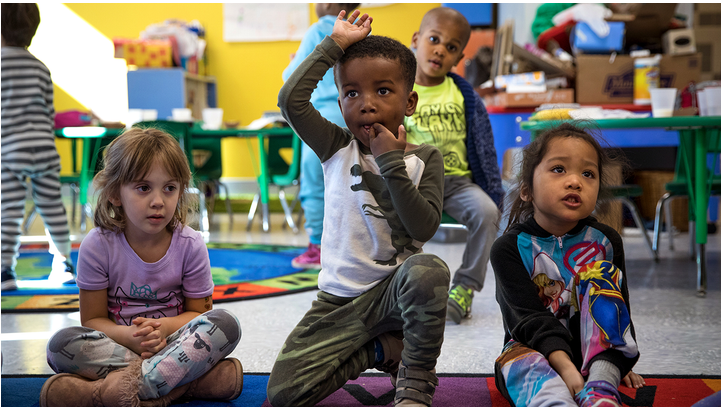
[127,68,217,121]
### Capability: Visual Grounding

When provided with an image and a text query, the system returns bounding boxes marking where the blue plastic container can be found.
[572,21,625,54]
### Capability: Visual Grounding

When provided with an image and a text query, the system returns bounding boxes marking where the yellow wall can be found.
[52,3,438,178]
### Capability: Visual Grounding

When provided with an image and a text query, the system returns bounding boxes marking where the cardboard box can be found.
[575,53,701,104]
[694,3,721,81]
[114,38,173,68]
[663,29,696,56]
[486,88,574,107]
[608,3,677,46]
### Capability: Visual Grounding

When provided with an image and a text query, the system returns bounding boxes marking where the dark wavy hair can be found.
[334,34,417,93]
[1,3,40,47]
[504,121,627,232]
[93,127,194,233]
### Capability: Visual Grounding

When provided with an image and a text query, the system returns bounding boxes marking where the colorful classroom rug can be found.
[2,373,720,407]
[0,243,318,313]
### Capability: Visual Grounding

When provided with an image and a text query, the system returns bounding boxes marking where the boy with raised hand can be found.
[269,9,449,407]
[405,7,504,324]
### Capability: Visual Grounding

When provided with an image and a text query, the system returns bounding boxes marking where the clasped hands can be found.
[129,317,167,359]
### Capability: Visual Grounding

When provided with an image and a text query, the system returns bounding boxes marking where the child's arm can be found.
[375,127,444,242]
[79,289,159,356]
[549,350,585,396]
[278,10,371,163]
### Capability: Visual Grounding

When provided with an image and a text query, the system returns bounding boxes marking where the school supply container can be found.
[634,55,661,105]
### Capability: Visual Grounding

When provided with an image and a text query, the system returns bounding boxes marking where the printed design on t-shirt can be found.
[349,164,420,266]
[531,253,571,318]
[520,230,613,322]
[563,241,607,275]
[574,260,632,348]
[411,102,465,149]
[112,284,182,325]
[444,151,461,169]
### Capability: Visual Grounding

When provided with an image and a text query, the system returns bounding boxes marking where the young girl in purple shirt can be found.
[41,127,243,407]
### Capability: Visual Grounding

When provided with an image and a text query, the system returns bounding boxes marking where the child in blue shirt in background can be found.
[404,7,504,324]
[282,3,359,269]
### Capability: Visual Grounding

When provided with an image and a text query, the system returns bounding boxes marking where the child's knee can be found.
[402,254,450,286]
[47,326,96,354]
[204,308,242,344]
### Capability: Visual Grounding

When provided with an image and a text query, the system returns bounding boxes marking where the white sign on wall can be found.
[223,3,310,42]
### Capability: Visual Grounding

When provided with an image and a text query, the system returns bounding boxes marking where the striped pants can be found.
[1,152,70,269]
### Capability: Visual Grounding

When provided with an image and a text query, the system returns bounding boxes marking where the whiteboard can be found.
[223,3,310,42]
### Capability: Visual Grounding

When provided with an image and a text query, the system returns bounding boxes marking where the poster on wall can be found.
[223,3,309,42]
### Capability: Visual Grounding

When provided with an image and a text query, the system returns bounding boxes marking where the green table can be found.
[520,116,721,296]
[192,127,297,233]
[57,125,297,234]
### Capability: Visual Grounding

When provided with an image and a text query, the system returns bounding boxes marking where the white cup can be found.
[172,108,193,121]
[202,108,224,130]
[142,109,158,121]
[126,109,144,129]
[649,88,677,118]
[705,87,721,117]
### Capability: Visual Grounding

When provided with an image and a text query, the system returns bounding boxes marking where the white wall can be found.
[497,3,540,46]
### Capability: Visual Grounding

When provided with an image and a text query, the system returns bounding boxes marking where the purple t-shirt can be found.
[76,225,214,326]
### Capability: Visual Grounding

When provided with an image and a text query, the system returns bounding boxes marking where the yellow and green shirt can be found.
[405,76,470,178]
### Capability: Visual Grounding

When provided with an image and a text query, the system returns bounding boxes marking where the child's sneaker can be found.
[447,284,473,324]
[1,266,18,291]
[574,380,622,407]
[394,361,438,406]
[291,243,321,269]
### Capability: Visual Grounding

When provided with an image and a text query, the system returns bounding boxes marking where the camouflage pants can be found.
[46,308,241,400]
[267,253,450,407]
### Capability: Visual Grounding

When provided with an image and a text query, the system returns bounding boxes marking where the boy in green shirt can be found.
[405,7,504,324]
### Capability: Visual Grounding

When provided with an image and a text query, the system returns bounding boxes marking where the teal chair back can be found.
[192,136,223,182]
[264,130,301,187]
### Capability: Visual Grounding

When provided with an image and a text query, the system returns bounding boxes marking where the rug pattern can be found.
[1,243,318,313]
[2,374,719,407]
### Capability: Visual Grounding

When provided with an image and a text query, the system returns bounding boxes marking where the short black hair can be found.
[334,35,417,93]
[1,3,40,48]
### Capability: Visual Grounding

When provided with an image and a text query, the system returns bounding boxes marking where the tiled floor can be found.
[1,210,720,376]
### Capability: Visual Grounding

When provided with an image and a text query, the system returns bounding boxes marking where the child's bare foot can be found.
[622,370,645,389]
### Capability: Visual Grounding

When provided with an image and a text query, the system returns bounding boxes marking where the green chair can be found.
[190,124,233,226]
[653,128,721,257]
[135,120,209,234]
[246,129,302,233]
